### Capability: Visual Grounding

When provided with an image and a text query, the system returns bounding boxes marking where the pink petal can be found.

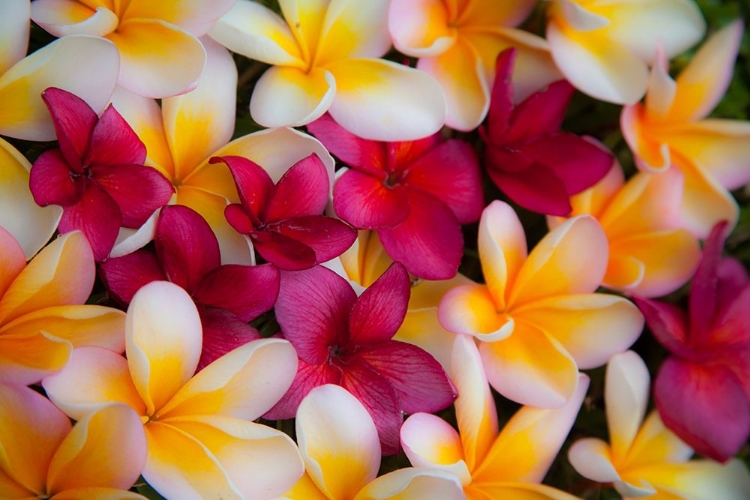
[633,297,693,359]
[58,183,121,261]
[349,262,410,344]
[273,215,357,264]
[98,249,166,305]
[197,308,262,371]
[486,159,573,216]
[224,203,256,234]
[29,149,84,207]
[41,87,96,171]
[211,155,274,220]
[389,134,444,167]
[711,285,750,353]
[506,81,576,142]
[485,48,516,141]
[85,105,146,167]
[356,341,456,414]
[252,229,318,270]
[333,169,410,228]
[689,221,729,343]
[275,265,356,364]
[378,190,463,280]
[306,114,388,174]
[715,258,750,317]
[154,205,220,292]
[655,357,750,462]
[263,357,342,420]
[266,154,329,221]
[193,263,280,321]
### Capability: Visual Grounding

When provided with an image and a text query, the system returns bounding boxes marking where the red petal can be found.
[655,357,750,462]
[633,297,694,359]
[85,105,146,166]
[253,229,317,270]
[193,263,280,321]
[212,155,273,222]
[29,149,83,206]
[265,154,328,221]
[98,249,166,305]
[506,80,575,142]
[348,262,410,344]
[486,160,573,216]
[333,169,409,228]
[225,204,255,234]
[485,48,516,140]
[41,87,96,172]
[275,265,356,364]
[388,133,443,167]
[708,285,750,364]
[273,216,356,264]
[715,258,750,318]
[154,205,220,292]
[90,164,173,227]
[58,183,121,261]
[378,190,463,280]
[263,356,342,420]
[356,341,456,414]
[689,221,730,343]
[197,308,262,371]
[306,114,388,175]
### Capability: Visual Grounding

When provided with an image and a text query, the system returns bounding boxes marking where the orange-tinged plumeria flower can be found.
[110,37,334,264]
[401,335,587,500]
[548,162,701,298]
[621,20,750,237]
[209,0,445,141]
[438,201,643,408]
[0,229,125,385]
[280,384,465,500]
[30,0,235,98]
[42,281,304,500]
[546,0,705,105]
[0,383,147,500]
[390,0,561,131]
[568,351,750,499]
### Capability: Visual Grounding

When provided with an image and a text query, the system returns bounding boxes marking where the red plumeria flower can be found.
[635,221,750,462]
[99,205,279,369]
[212,154,357,271]
[264,262,457,455]
[480,49,613,216]
[307,114,484,280]
[29,87,173,261]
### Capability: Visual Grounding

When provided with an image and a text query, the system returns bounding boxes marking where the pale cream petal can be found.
[122,0,237,36]
[644,46,677,120]
[567,438,621,483]
[110,207,161,259]
[624,459,750,500]
[605,351,650,463]
[389,0,456,57]
[31,2,118,37]
[0,0,30,74]
[0,227,25,298]
[400,413,471,485]
[354,468,465,500]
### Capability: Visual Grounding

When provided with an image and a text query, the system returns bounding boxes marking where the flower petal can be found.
[98,250,166,305]
[688,219,727,340]
[29,150,84,207]
[0,0,29,74]
[30,1,117,37]
[438,284,513,341]
[86,105,146,167]
[196,309,261,370]
[49,488,148,500]
[334,169,410,228]
[0,330,71,385]
[193,263,279,321]
[273,216,357,265]
[123,0,236,36]
[266,154,329,221]
[400,412,469,483]
[57,183,122,262]
[349,262,409,344]
[0,227,25,298]
[629,459,750,500]
[263,357,342,420]
[605,351,650,462]
[41,86,97,170]
[568,438,621,483]
[316,0,391,62]
[388,0,456,57]
[634,297,691,357]
[486,159,573,216]
[213,155,274,219]
[354,468,465,500]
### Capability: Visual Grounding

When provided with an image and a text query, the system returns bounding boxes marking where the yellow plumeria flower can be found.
[401,335,587,499]
[43,281,304,500]
[390,0,561,131]
[569,351,750,499]
[546,0,705,104]
[438,200,643,408]
[209,0,445,141]
[621,20,750,237]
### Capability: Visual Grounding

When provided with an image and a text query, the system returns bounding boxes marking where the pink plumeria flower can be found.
[390,0,562,131]
[215,154,357,271]
[99,205,280,369]
[402,336,588,499]
[280,384,465,500]
[481,48,613,216]
[439,201,643,408]
[308,114,484,279]
[29,88,174,261]
[265,263,456,455]
[634,222,750,462]
[621,20,750,237]
[569,351,750,498]
[0,383,147,499]
[209,0,445,140]
[31,0,235,98]
[548,162,701,298]
[43,281,304,500]
[546,0,705,104]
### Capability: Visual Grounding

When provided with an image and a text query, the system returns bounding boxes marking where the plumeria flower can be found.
[548,162,701,298]
[265,263,456,455]
[307,114,484,279]
[110,38,335,264]
[481,48,612,216]
[209,0,445,141]
[99,205,280,369]
[634,222,750,462]
[621,20,750,237]
[0,383,147,500]
[390,0,561,131]
[0,229,125,385]
[569,351,750,498]
[215,154,357,271]
[43,281,304,500]
[280,384,465,500]
[31,0,235,98]
[402,335,588,499]
[438,201,643,408]
[0,0,119,141]
[546,0,705,104]
[29,88,173,261]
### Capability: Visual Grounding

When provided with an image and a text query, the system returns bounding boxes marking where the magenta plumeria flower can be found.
[307,114,484,279]
[264,262,457,455]
[29,87,174,261]
[212,154,357,271]
[635,222,750,462]
[99,205,279,369]
[480,49,613,216]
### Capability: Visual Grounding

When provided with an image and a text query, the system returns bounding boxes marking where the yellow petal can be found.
[626,412,692,468]
[438,284,513,341]
[0,465,34,499]
[467,482,581,500]
[0,331,71,385]
[389,0,456,57]
[122,0,236,36]
[401,413,470,484]
[564,162,624,222]
[621,103,671,172]
[31,3,118,37]
[278,0,328,64]
[455,0,536,27]
[279,472,329,500]
[315,0,391,65]
[50,487,148,499]
[603,254,645,291]
[0,227,25,298]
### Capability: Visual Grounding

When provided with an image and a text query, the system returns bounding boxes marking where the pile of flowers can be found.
[1,0,749,498]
